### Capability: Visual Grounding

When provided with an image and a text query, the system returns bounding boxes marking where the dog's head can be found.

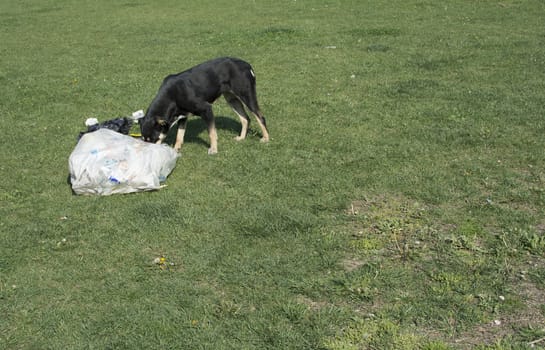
[139,115,168,143]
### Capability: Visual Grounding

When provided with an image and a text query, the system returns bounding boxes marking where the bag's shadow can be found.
[163,116,241,147]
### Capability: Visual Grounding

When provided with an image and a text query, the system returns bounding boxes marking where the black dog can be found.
[139,57,269,154]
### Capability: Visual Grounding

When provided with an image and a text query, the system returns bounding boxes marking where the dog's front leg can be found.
[174,117,188,152]
[201,107,218,155]
[207,120,218,155]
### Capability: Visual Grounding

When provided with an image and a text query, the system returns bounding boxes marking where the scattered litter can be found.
[78,110,144,140]
[153,257,165,265]
[153,256,175,270]
[78,117,133,140]
[56,238,67,247]
[85,118,99,126]
[131,110,145,120]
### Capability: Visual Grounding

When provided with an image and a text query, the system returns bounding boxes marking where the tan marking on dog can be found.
[208,126,218,155]
[255,116,269,142]
[156,132,167,144]
[233,111,249,141]
[174,128,186,151]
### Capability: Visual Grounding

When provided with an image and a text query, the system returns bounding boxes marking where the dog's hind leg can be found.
[239,94,269,143]
[232,78,269,143]
[252,110,269,143]
[224,92,250,141]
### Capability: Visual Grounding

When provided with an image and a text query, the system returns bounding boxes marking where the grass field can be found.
[1,0,545,348]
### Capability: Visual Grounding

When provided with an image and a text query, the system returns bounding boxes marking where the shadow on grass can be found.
[163,115,242,147]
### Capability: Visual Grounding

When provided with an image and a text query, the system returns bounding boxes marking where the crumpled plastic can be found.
[69,128,179,195]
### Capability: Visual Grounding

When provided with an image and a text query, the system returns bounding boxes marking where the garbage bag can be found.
[69,128,179,195]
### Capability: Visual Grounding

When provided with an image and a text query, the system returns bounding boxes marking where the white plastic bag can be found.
[69,129,179,195]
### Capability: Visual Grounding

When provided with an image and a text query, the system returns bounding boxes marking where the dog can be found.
[139,57,269,154]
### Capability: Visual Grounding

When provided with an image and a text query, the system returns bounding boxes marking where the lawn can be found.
[1,0,545,349]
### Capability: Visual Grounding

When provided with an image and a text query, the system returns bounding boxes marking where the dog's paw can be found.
[260,137,269,143]
[234,135,245,141]
[207,148,218,155]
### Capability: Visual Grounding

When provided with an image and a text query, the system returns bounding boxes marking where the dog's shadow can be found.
[163,116,241,146]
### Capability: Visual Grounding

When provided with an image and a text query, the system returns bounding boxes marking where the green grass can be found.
[1,0,545,348]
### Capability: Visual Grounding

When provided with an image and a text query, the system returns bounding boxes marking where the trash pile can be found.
[68,111,179,196]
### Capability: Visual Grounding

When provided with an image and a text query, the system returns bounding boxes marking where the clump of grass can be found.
[324,317,436,350]
[348,195,430,262]
[321,194,545,347]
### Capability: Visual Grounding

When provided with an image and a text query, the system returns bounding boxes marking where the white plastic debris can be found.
[84,110,144,127]
[85,118,99,126]
[69,129,179,195]
[131,109,145,120]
